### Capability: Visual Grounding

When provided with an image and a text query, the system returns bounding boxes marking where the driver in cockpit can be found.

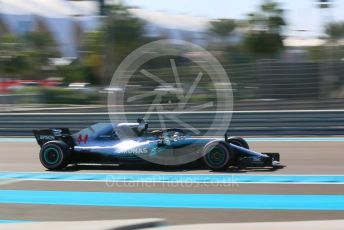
[136,118,148,136]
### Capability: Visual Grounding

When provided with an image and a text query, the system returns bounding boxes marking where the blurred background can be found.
[0,0,344,136]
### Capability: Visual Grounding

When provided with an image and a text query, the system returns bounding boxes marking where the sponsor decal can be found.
[77,134,89,144]
[39,135,55,141]
[117,147,149,155]
[52,129,62,136]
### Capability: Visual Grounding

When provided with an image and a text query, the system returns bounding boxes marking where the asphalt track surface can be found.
[0,140,344,225]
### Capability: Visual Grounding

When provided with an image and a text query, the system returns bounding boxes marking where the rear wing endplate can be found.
[32,128,74,147]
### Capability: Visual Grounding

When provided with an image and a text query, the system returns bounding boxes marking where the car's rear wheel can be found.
[40,141,71,170]
[203,142,233,171]
[227,137,249,149]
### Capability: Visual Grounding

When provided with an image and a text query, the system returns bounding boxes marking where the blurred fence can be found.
[1,110,344,137]
[1,60,344,110]
[228,60,344,101]
[126,60,344,101]
[109,60,344,110]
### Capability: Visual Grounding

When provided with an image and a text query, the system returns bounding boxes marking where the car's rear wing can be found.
[32,128,74,147]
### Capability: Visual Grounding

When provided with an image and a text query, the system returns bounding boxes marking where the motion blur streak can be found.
[0,190,344,210]
[0,220,31,224]
[3,137,344,143]
[1,172,344,184]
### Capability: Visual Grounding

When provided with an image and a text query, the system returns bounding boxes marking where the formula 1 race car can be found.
[33,119,281,171]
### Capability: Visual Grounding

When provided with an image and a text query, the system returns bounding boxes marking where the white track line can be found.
[0,179,18,186]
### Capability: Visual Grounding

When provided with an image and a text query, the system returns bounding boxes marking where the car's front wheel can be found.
[227,137,249,149]
[39,141,71,170]
[203,142,233,171]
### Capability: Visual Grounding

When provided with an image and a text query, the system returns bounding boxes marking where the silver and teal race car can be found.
[33,119,281,171]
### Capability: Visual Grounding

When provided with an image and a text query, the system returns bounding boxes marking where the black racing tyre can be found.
[227,137,249,149]
[39,141,71,170]
[203,142,233,171]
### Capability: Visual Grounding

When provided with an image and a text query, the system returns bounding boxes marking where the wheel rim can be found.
[206,147,227,167]
[43,147,61,165]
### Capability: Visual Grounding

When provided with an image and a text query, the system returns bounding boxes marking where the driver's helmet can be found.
[172,133,179,141]
[137,118,148,136]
